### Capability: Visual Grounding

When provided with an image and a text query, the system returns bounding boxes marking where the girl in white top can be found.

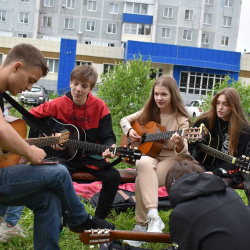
[120,75,191,248]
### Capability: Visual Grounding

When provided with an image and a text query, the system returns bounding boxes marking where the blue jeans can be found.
[0,163,88,250]
[0,205,24,226]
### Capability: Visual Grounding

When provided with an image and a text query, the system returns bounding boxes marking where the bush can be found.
[97,55,156,128]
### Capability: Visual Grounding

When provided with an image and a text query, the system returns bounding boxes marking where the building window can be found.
[108,43,115,47]
[87,1,97,12]
[0,54,2,64]
[125,2,148,15]
[205,0,213,4]
[124,23,151,35]
[183,30,192,41]
[44,0,54,7]
[64,18,74,29]
[109,3,118,14]
[163,7,173,18]
[124,23,137,34]
[203,13,212,25]
[85,41,91,44]
[104,64,115,75]
[66,0,76,9]
[221,36,229,46]
[179,72,224,95]
[43,16,52,27]
[161,27,171,39]
[185,10,194,20]
[224,0,233,7]
[45,58,59,73]
[201,33,209,44]
[86,21,95,32]
[150,68,163,79]
[75,61,92,66]
[223,16,232,27]
[107,23,117,34]
[138,24,150,35]
[19,12,29,24]
[20,0,30,2]
[0,10,6,22]
[18,33,27,38]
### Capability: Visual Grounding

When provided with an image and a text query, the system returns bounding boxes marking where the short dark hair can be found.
[165,160,204,193]
[70,65,98,89]
[3,43,49,77]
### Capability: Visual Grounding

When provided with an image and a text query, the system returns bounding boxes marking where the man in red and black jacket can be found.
[28,65,120,220]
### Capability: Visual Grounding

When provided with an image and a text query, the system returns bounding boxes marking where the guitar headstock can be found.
[80,229,114,245]
[236,155,250,173]
[116,147,142,161]
[184,123,208,143]
[58,130,70,144]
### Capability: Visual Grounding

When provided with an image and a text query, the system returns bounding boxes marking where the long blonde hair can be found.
[137,75,191,126]
[196,87,249,155]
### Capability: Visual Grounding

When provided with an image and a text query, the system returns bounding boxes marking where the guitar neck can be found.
[65,139,111,153]
[80,229,171,245]
[199,143,235,165]
[25,137,60,148]
[143,130,183,143]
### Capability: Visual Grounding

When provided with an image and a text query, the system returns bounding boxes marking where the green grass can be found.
[0,191,247,249]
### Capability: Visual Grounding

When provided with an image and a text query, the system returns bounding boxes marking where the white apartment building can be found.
[0,0,241,51]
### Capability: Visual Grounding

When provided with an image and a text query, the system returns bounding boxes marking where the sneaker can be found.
[68,214,115,233]
[123,224,146,248]
[147,214,165,233]
[0,222,26,242]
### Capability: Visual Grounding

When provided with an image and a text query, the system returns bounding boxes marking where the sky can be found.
[236,0,250,53]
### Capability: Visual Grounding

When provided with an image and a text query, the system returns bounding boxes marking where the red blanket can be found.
[73,181,168,199]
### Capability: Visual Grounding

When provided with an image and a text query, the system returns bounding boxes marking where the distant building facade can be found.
[0,0,242,51]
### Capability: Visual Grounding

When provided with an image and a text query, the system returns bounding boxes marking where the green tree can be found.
[97,55,155,128]
[202,75,250,119]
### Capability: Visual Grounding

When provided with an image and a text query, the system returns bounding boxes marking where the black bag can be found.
[91,190,136,212]
[90,189,172,212]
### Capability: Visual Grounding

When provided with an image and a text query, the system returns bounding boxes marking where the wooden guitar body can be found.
[0,116,27,168]
[120,121,165,164]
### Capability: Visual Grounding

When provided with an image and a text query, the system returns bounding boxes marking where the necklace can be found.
[218,118,229,139]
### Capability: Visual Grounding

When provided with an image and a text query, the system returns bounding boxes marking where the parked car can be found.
[186,100,205,118]
[20,86,49,106]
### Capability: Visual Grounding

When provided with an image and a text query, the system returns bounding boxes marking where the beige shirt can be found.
[120,111,190,157]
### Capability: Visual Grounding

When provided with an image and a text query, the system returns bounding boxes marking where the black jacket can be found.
[189,117,250,183]
[169,173,250,250]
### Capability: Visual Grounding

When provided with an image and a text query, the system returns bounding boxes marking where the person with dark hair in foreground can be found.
[0,43,115,250]
[101,159,250,250]
[165,160,250,250]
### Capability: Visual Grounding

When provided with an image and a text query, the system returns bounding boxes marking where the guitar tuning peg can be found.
[246,157,249,160]
[242,155,246,158]
[134,147,138,149]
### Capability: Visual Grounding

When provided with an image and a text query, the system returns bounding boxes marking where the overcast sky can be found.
[236,0,250,53]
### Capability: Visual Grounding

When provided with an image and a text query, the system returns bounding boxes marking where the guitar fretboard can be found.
[199,143,234,164]
[142,130,183,143]
[25,137,61,148]
[64,139,112,153]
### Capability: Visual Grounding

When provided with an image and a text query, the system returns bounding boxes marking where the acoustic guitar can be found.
[80,229,171,245]
[37,117,143,162]
[0,115,69,168]
[190,131,250,173]
[120,121,206,164]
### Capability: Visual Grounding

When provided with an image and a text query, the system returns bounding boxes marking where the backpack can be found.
[90,189,172,212]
